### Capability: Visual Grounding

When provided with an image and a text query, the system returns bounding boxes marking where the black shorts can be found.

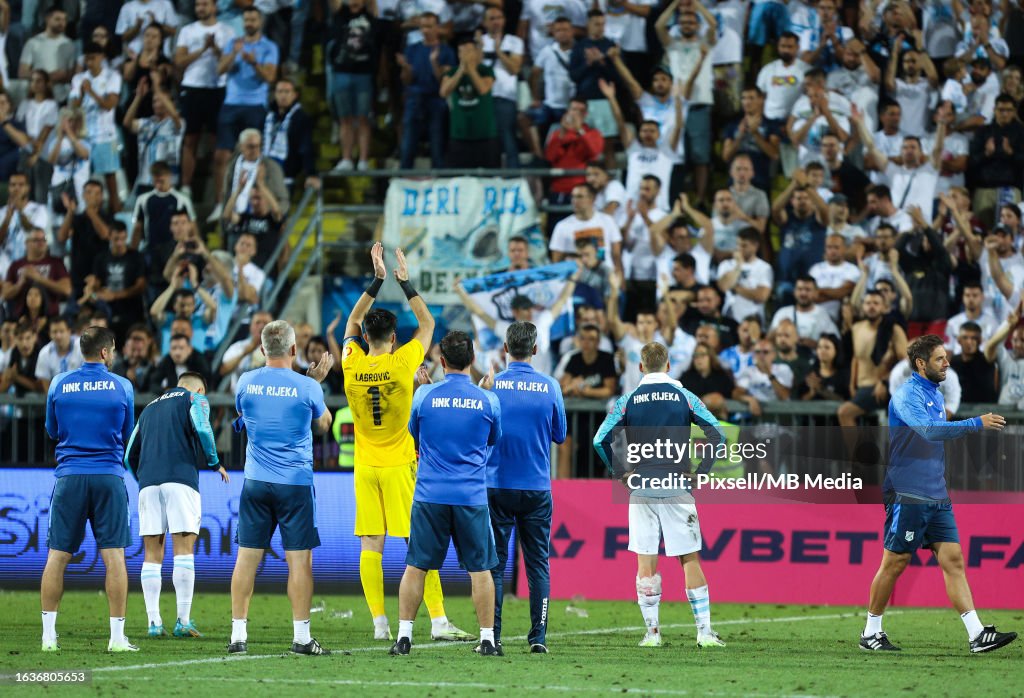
[236,478,321,551]
[406,500,497,572]
[180,87,226,136]
[851,386,886,413]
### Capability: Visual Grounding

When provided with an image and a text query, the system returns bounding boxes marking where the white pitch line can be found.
[119,675,836,698]
[82,610,895,675]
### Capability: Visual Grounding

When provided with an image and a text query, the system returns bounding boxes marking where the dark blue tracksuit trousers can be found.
[488,488,552,646]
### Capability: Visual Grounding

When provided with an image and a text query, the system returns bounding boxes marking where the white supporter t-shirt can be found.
[115,0,178,56]
[222,339,266,392]
[601,0,656,51]
[481,34,524,102]
[869,129,905,186]
[737,362,794,402]
[69,68,122,144]
[922,131,969,195]
[665,36,713,106]
[808,260,860,321]
[16,98,58,140]
[625,141,676,211]
[637,91,686,160]
[596,179,628,228]
[717,257,773,322]
[980,249,1024,323]
[997,346,1024,406]
[756,59,810,121]
[885,162,939,220]
[177,21,237,89]
[496,310,555,376]
[893,78,936,138]
[549,211,623,267]
[619,333,645,394]
[789,93,852,165]
[624,207,667,281]
[534,43,574,110]
[524,0,588,60]
[709,0,747,64]
[655,242,713,288]
[943,310,1000,354]
[769,304,839,341]
[34,338,84,382]
[0,202,51,276]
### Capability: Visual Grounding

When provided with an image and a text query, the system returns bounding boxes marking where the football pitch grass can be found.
[1,590,1022,697]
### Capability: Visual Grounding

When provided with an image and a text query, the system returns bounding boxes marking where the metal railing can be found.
[5,394,1024,491]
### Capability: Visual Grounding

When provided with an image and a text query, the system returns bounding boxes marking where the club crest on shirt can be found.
[905,531,914,542]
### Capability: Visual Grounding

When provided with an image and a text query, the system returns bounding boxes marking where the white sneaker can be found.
[373,617,392,641]
[356,160,370,172]
[431,621,474,641]
[107,638,140,652]
[638,630,662,647]
[697,630,726,648]
[205,203,223,224]
[41,637,60,652]
[333,158,354,172]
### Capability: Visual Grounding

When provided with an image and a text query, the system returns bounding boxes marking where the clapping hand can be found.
[394,247,410,282]
[306,351,335,383]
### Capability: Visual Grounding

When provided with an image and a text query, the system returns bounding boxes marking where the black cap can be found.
[830,193,849,206]
[992,223,1014,236]
[83,41,105,56]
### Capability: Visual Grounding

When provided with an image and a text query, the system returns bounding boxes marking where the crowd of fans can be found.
[3,0,1024,474]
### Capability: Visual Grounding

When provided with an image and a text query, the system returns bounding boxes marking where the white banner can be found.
[381,177,545,305]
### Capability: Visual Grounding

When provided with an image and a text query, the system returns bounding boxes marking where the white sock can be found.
[864,613,883,636]
[430,615,448,631]
[373,615,389,627]
[293,619,311,644]
[637,594,661,630]
[172,555,195,625]
[686,585,711,635]
[41,611,57,642]
[480,627,495,644]
[231,618,248,644]
[398,619,414,641]
[961,610,984,639]
[110,617,126,643]
[141,562,162,626]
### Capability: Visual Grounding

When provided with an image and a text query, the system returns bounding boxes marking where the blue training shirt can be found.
[887,371,983,500]
[487,361,566,490]
[45,361,135,478]
[125,389,219,491]
[236,367,326,486]
[409,373,502,506]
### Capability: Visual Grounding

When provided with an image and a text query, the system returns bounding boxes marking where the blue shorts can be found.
[90,141,121,175]
[748,2,790,46]
[684,105,712,165]
[48,474,132,553]
[883,493,959,554]
[331,72,374,119]
[236,478,321,551]
[216,104,267,151]
[407,500,498,572]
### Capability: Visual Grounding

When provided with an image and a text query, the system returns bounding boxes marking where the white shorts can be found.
[138,483,202,536]
[628,494,702,557]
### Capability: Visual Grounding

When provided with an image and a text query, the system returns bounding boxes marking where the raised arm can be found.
[655,0,680,48]
[984,305,1019,363]
[345,241,387,339]
[454,278,497,330]
[598,78,631,148]
[606,270,627,341]
[394,247,435,349]
[609,46,643,101]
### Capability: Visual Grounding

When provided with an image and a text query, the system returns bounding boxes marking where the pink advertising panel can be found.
[519,481,1024,608]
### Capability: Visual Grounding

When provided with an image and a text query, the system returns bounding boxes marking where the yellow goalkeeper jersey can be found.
[342,337,425,468]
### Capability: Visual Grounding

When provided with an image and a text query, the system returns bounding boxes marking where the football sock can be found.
[172,555,195,625]
[231,618,247,644]
[636,576,662,630]
[424,569,446,620]
[480,627,495,644]
[41,611,57,642]
[359,551,386,617]
[864,613,883,636]
[398,619,414,642]
[686,585,711,635]
[110,617,126,643]
[141,562,162,626]
[293,619,311,644]
[961,610,984,639]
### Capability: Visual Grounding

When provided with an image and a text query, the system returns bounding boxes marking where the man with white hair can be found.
[229,319,335,656]
[218,129,288,227]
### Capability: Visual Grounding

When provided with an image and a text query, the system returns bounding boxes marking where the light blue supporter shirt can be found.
[409,373,502,506]
[45,361,135,478]
[236,366,326,486]
[225,36,279,106]
[486,362,566,490]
